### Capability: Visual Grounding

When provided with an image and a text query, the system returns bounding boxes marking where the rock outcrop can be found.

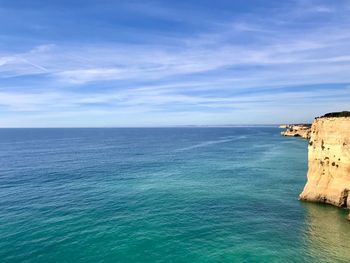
[298,112,350,219]
[280,124,311,139]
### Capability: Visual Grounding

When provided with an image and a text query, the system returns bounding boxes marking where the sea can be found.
[1,127,350,263]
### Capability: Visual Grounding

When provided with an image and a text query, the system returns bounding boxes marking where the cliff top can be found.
[319,111,350,118]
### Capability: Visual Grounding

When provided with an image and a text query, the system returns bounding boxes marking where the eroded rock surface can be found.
[299,114,350,218]
[280,124,311,139]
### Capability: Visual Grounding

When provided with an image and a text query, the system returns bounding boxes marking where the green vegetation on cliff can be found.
[320,111,350,118]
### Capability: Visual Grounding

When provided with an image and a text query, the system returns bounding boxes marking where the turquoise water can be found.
[1,127,350,263]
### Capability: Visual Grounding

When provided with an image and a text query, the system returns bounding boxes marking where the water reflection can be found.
[302,202,350,262]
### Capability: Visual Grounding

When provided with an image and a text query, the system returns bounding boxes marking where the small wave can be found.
[175,136,245,152]
[219,135,247,140]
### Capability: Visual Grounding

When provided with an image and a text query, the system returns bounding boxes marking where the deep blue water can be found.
[1,127,350,263]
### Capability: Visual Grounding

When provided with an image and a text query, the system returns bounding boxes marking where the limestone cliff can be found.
[299,113,350,216]
[280,124,311,139]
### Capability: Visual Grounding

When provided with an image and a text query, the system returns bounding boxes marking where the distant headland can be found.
[279,124,311,139]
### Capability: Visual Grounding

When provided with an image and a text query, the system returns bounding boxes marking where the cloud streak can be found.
[0,0,350,126]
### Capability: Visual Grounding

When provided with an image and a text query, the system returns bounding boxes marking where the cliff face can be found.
[299,117,350,209]
[280,124,311,139]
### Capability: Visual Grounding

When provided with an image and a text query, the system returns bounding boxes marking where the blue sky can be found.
[0,0,350,127]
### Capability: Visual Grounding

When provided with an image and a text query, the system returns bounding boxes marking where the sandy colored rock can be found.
[280,124,311,139]
[299,117,350,208]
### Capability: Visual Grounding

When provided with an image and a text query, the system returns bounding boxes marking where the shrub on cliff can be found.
[320,111,350,118]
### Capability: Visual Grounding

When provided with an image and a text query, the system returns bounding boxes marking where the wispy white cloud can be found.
[3,24,350,85]
[0,0,350,126]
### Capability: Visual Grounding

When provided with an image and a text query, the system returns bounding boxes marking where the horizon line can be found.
[0,124,288,129]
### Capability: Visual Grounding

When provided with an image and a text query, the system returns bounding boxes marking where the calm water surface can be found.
[1,128,350,262]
